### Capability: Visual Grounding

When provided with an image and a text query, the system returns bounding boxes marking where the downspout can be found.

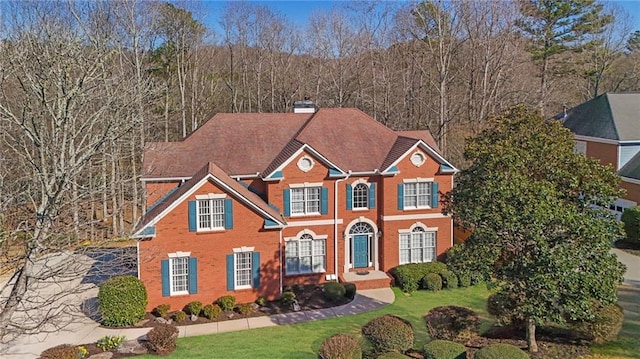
[334,171,352,281]
[136,240,140,279]
[279,228,283,295]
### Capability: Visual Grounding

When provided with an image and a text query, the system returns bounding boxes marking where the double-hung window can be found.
[197,198,224,230]
[352,183,369,209]
[285,234,326,274]
[291,187,321,215]
[399,227,436,264]
[235,252,253,289]
[404,182,432,208]
[170,257,189,295]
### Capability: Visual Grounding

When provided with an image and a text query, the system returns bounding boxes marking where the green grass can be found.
[138,285,491,359]
[589,285,640,359]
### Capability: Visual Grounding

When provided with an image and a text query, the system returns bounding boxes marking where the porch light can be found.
[377,230,383,238]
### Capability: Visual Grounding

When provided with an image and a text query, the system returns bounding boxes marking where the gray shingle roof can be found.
[562,93,640,141]
[619,151,640,180]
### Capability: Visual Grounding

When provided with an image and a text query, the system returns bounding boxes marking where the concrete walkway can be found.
[2,288,395,359]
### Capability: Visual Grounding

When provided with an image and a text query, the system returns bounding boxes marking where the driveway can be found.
[0,247,136,359]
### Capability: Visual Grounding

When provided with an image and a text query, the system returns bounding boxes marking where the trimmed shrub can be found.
[423,273,443,291]
[98,275,147,327]
[235,303,254,315]
[440,270,458,289]
[202,304,222,319]
[425,306,480,341]
[362,315,414,353]
[173,310,187,322]
[423,340,466,359]
[569,304,624,344]
[317,334,362,359]
[154,304,171,318]
[323,282,346,301]
[281,291,297,306]
[40,344,78,359]
[256,296,267,306]
[376,353,409,359]
[217,295,236,311]
[621,206,640,243]
[392,262,449,293]
[344,283,357,299]
[456,272,471,288]
[474,343,528,359]
[146,323,179,355]
[96,335,125,351]
[185,301,203,316]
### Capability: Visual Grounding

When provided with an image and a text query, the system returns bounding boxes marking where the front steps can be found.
[339,270,393,290]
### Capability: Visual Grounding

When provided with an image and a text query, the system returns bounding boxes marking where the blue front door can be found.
[354,234,368,268]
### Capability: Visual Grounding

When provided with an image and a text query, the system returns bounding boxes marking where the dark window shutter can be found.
[252,252,261,288]
[226,254,235,291]
[321,187,329,215]
[188,201,197,231]
[397,184,404,210]
[283,189,290,216]
[431,182,439,208]
[346,184,352,210]
[161,259,170,297]
[369,183,376,209]
[224,198,233,229]
[188,257,198,294]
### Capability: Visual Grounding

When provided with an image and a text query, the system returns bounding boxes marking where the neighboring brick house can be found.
[561,93,640,217]
[134,106,458,311]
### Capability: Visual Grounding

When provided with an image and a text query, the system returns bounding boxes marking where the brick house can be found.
[134,106,458,311]
[561,93,640,218]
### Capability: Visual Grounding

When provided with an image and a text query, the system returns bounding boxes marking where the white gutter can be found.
[334,170,352,281]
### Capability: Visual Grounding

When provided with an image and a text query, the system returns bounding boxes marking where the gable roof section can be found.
[619,151,640,181]
[135,162,285,236]
[562,93,640,141]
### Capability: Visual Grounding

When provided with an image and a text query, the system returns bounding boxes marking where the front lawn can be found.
[138,286,491,358]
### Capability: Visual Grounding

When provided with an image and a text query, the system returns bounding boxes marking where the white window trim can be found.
[351,181,370,210]
[169,256,190,296]
[410,151,426,167]
[297,156,315,172]
[195,193,227,200]
[289,186,322,216]
[403,181,433,210]
[232,246,255,253]
[234,251,253,290]
[196,198,226,231]
[284,231,327,275]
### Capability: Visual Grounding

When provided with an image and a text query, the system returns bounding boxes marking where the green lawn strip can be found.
[137,286,491,358]
[589,284,640,358]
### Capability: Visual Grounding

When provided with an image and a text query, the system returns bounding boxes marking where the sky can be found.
[200,0,640,33]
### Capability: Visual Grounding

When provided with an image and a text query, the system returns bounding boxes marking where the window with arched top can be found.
[352,183,369,209]
[349,222,373,234]
[399,226,436,264]
[285,233,326,275]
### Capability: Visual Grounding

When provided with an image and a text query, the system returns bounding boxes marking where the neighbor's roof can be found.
[562,93,640,141]
[142,108,450,179]
[619,151,640,181]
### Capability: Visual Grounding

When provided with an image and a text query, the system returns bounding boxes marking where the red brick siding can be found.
[145,181,181,209]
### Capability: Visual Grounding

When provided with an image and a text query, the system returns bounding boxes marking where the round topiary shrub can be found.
[317,334,362,359]
[456,272,471,288]
[423,340,466,359]
[376,353,410,359]
[323,282,346,301]
[98,275,147,327]
[281,291,297,306]
[423,273,443,291]
[174,310,187,322]
[153,304,171,318]
[344,282,357,299]
[146,323,179,355]
[425,306,480,341]
[216,295,236,311]
[185,301,202,316]
[362,315,414,353]
[569,304,624,344]
[474,343,528,359]
[40,344,78,359]
[440,270,459,289]
[202,304,222,319]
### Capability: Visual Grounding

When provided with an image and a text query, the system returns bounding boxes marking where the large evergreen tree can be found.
[444,106,625,352]
[517,0,613,113]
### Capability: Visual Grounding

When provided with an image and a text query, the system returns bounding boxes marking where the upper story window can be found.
[188,196,233,231]
[198,199,224,230]
[398,180,439,210]
[353,183,369,209]
[346,181,376,210]
[284,184,328,216]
